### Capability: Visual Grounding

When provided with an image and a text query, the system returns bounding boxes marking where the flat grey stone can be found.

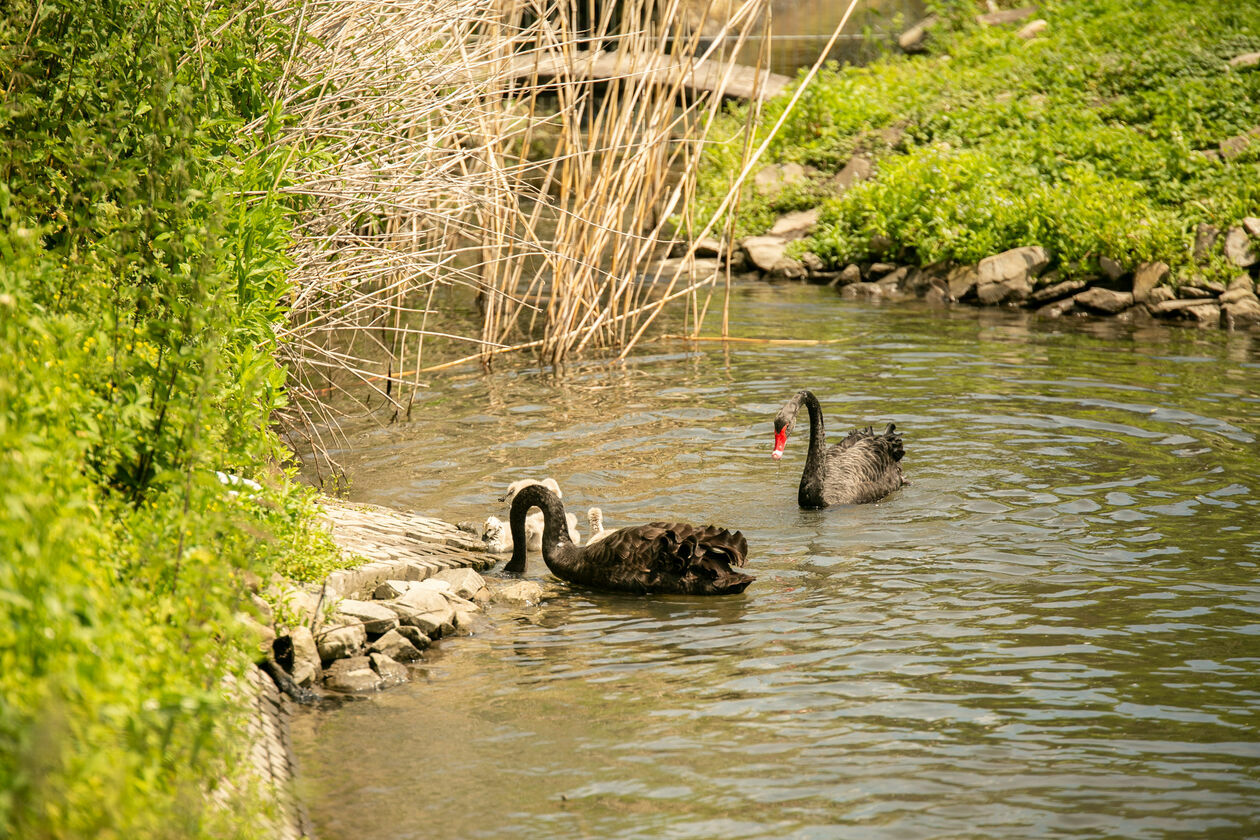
[493,580,545,606]
[289,626,322,687]
[394,625,432,651]
[373,579,411,600]
[1030,278,1086,304]
[1228,274,1256,294]
[947,265,979,299]
[369,653,409,686]
[977,246,1050,287]
[1075,287,1133,314]
[316,623,366,666]
[768,208,820,240]
[1131,262,1168,303]
[1036,297,1076,318]
[335,600,400,636]
[1224,227,1257,266]
[368,629,424,662]
[433,568,487,601]
[324,656,381,693]
[1223,297,1260,329]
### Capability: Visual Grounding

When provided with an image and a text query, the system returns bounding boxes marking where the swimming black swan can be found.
[503,484,754,596]
[772,389,905,508]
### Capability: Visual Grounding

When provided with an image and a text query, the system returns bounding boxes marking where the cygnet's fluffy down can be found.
[481,515,511,553]
[500,477,582,547]
[585,507,614,545]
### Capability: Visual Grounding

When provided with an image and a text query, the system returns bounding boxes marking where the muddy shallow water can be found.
[292,284,1260,839]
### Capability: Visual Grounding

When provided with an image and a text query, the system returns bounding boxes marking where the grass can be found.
[696,0,1260,282]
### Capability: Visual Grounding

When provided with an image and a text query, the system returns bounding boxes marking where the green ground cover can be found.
[699,0,1260,282]
[0,1,341,836]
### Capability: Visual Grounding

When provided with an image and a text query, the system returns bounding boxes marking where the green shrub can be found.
[698,0,1260,279]
[0,1,342,837]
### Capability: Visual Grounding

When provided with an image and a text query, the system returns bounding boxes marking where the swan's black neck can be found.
[504,484,576,574]
[792,390,829,508]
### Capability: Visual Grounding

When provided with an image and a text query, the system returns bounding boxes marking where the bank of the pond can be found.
[696,0,1260,324]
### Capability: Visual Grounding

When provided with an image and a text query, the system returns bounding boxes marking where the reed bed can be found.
[264,0,801,471]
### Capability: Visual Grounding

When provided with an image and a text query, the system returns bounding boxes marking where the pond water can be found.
[291,284,1260,840]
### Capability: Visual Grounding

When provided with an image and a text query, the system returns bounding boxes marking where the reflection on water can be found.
[293,285,1260,839]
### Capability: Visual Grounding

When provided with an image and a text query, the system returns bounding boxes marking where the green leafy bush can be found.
[698,0,1260,279]
[0,1,342,836]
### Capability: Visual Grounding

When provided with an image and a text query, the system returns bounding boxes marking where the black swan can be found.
[503,484,754,596]
[772,389,905,508]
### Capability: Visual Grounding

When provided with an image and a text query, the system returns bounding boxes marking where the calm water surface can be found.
[292,285,1260,839]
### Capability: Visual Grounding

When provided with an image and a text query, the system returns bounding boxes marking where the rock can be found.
[373,579,411,600]
[1131,262,1168,303]
[1098,255,1125,281]
[335,599,401,636]
[1150,299,1221,325]
[1075,287,1134,314]
[433,568,487,601]
[977,7,1035,26]
[693,236,725,258]
[1193,223,1219,260]
[924,283,950,306]
[1227,274,1256,294]
[741,235,789,272]
[1223,296,1260,330]
[324,656,381,693]
[768,208,820,240]
[1146,286,1176,305]
[976,246,1050,287]
[1177,286,1214,299]
[833,264,862,287]
[388,587,456,637]
[394,625,432,651]
[898,14,937,52]
[1029,278,1087,304]
[237,613,276,655]
[276,588,323,628]
[977,275,1032,304]
[1036,297,1076,318]
[829,156,872,193]
[651,256,721,278]
[315,623,367,666]
[752,163,805,198]
[1224,226,1254,265]
[1244,217,1260,238]
[493,580,545,605]
[1229,52,1260,70]
[867,262,896,278]
[1186,277,1225,295]
[840,281,886,300]
[368,629,424,662]
[901,267,937,296]
[800,252,825,274]
[403,560,435,581]
[1017,19,1048,39]
[1220,129,1259,160]
[769,257,807,280]
[452,607,484,634]
[288,626,322,687]
[879,266,912,292]
[1220,287,1255,304]
[946,265,979,300]
[369,653,409,686]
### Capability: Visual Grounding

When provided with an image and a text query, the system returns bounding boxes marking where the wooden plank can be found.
[504,49,790,101]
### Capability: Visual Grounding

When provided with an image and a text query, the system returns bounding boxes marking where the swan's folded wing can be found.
[592,523,753,594]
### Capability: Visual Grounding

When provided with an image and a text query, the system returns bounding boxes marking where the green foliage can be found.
[698,0,1260,279]
[0,1,344,837]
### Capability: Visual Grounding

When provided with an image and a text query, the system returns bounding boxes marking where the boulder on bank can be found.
[1075,287,1133,314]
[335,599,400,637]
[325,656,382,693]
[289,626,322,687]
[369,653,408,687]
[1223,227,1258,267]
[433,568,488,601]
[316,623,367,666]
[1131,262,1168,303]
[493,580,545,606]
[368,629,423,663]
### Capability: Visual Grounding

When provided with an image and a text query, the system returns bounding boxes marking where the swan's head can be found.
[772,414,793,460]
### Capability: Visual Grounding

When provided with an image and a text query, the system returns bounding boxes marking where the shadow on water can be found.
[293,285,1260,840]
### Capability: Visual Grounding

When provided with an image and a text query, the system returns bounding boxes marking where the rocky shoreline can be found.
[664,207,1260,332]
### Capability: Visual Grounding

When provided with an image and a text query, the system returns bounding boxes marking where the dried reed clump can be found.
[262,0,862,475]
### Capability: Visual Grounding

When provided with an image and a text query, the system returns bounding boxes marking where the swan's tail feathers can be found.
[643,523,754,594]
[881,423,905,462]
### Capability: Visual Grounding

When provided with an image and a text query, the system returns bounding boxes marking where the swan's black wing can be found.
[572,523,753,595]
[823,423,905,505]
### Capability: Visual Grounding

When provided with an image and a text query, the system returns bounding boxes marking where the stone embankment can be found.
[265,498,542,694]
[667,210,1260,332]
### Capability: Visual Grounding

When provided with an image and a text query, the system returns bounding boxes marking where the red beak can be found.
[772,428,787,460]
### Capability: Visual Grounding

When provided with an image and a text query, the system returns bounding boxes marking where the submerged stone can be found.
[324,656,381,693]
